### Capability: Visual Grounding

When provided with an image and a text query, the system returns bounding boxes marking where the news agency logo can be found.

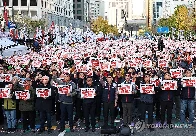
[133,121,194,132]
[134,121,145,132]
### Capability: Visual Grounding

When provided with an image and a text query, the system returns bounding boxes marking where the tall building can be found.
[162,0,193,18]
[73,0,90,23]
[145,0,153,28]
[153,0,163,24]
[89,0,105,20]
[0,0,78,28]
[106,0,133,29]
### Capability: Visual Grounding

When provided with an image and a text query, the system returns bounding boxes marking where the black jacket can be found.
[102,82,117,103]
[160,89,175,101]
[82,84,98,104]
[120,80,135,103]
[181,86,195,100]
[35,84,55,112]
[140,82,154,103]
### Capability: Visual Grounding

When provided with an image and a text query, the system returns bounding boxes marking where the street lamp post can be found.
[171,27,176,40]
[121,9,127,36]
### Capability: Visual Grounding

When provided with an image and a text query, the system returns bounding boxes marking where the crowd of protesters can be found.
[0,36,196,135]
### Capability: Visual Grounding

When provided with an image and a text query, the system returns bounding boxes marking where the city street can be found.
[0,117,196,136]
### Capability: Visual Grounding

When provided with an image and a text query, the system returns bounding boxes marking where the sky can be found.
[132,0,144,16]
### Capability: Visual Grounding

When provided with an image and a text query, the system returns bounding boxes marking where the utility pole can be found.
[12,0,14,22]
[116,9,117,28]
[2,0,14,22]
[121,9,127,35]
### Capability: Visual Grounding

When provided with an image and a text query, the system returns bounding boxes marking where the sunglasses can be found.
[125,74,130,77]
[42,79,48,80]
[107,76,112,78]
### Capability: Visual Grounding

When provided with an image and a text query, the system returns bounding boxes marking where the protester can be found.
[82,76,97,132]
[101,73,118,127]
[35,76,55,134]
[120,72,136,126]
[19,78,36,133]
[140,73,155,131]
[180,69,195,125]
[4,76,23,133]
[75,72,85,124]
[1,32,196,135]
[160,72,176,129]
[57,73,76,133]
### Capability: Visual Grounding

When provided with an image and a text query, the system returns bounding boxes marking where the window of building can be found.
[13,0,18,6]
[112,2,116,7]
[73,4,75,8]
[73,10,75,14]
[77,4,81,8]
[77,0,81,2]
[21,0,27,6]
[156,7,159,11]
[45,2,46,8]
[77,10,82,14]
[157,2,162,6]
[69,11,70,16]
[77,16,82,20]
[3,0,9,6]
[41,0,43,7]
[30,0,37,6]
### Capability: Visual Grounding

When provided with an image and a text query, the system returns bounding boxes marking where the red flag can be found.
[34,27,38,39]
[4,2,8,25]
[50,21,55,30]
[15,29,19,39]
[4,9,8,25]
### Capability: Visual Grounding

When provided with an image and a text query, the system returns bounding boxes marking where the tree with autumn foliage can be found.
[157,5,193,33]
[14,13,46,34]
[91,16,118,35]
[173,5,191,31]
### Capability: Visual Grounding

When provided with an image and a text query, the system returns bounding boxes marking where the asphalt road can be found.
[0,127,196,136]
[0,118,196,136]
